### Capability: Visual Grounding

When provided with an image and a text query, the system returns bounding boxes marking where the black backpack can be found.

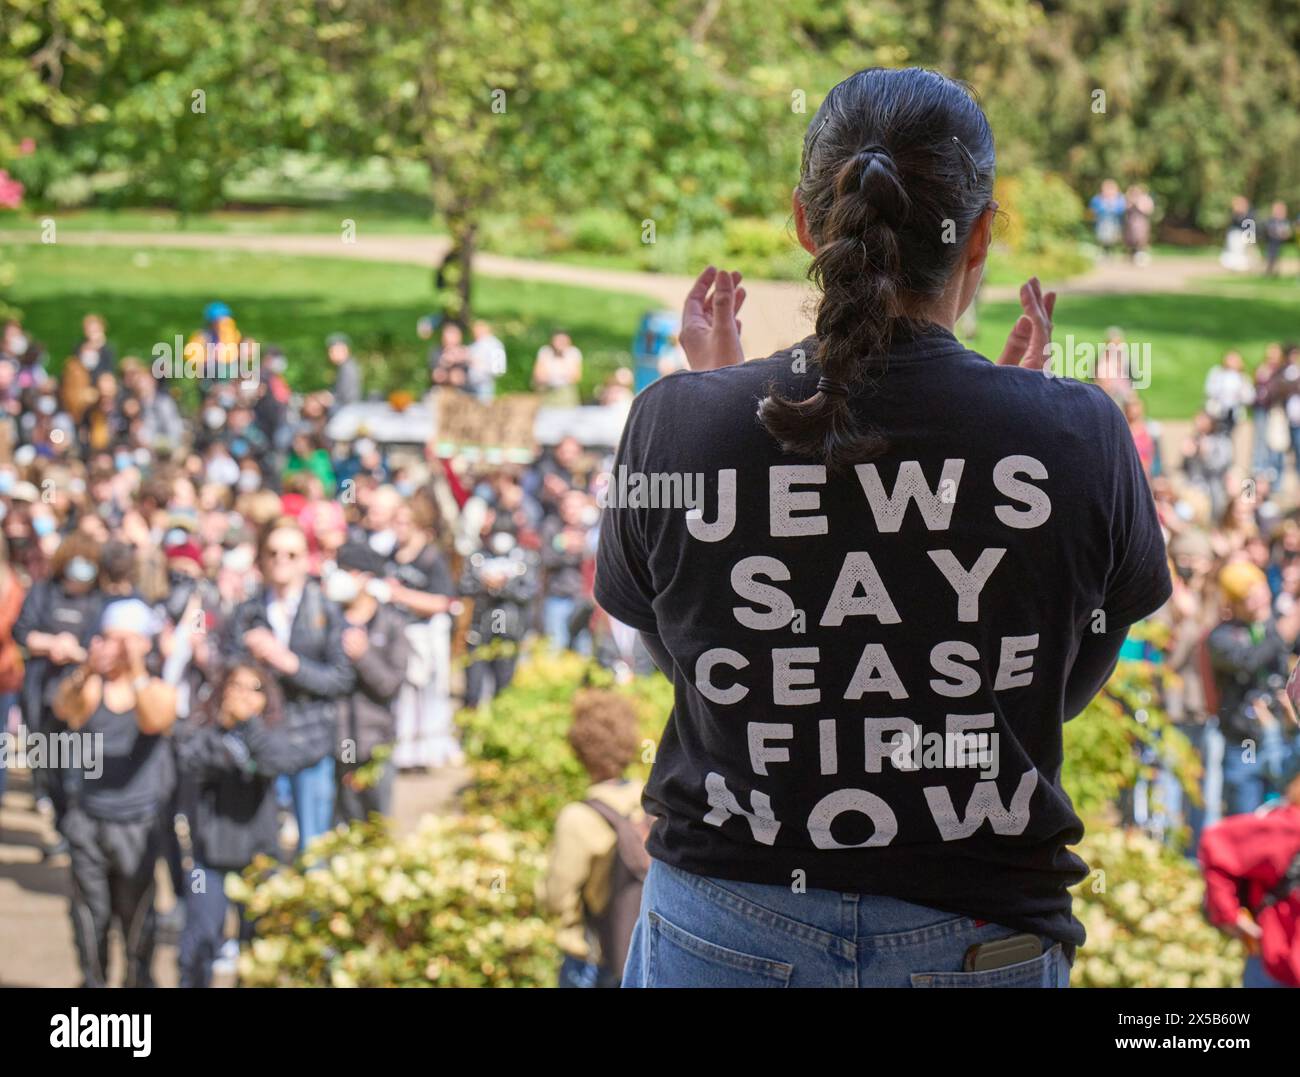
[582,798,651,983]
[1257,846,1300,912]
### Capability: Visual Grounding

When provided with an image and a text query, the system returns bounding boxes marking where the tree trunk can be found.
[435,222,475,326]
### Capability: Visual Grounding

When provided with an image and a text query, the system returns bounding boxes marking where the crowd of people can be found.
[1088,179,1156,263]
[1088,180,1298,278]
[1099,331,1300,987]
[0,305,650,988]
[4,296,1300,988]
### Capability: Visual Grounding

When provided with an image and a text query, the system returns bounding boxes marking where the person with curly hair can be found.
[539,689,647,988]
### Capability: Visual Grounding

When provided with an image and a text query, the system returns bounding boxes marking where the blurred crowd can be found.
[5,300,1300,989]
[1089,180,1297,277]
[1102,332,1300,987]
[0,305,649,988]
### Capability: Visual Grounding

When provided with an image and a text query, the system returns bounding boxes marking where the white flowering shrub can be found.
[1070,828,1245,988]
[228,815,556,987]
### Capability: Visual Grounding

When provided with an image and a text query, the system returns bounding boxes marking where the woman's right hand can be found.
[680,266,747,371]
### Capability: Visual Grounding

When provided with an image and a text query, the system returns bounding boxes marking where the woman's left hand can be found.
[997,277,1056,370]
[680,266,747,371]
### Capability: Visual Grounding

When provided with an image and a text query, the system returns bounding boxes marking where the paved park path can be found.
[0,766,467,987]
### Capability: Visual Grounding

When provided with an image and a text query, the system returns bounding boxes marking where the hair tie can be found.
[856,144,892,190]
[816,376,849,397]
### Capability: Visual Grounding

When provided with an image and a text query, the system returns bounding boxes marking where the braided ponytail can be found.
[758,68,995,474]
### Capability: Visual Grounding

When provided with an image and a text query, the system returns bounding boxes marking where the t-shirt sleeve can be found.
[1100,399,1173,628]
[594,394,659,633]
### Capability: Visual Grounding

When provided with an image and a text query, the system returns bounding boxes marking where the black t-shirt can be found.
[74,699,172,823]
[387,543,456,623]
[595,327,1171,947]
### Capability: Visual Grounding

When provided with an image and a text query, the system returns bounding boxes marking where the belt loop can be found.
[840,891,859,941]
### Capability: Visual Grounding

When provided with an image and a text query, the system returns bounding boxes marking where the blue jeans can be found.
[1243,955,1289,988]
[543,596,576,651]
[553,957,613,988]
[1252,407,1284,482]
[288,755,335,855]
[1221,724,1290,817]
[623,859,1071,988]
[179,860,256,988]
[179,861,230,989]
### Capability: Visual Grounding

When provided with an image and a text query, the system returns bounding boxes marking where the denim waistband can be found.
[654,858,1076,965]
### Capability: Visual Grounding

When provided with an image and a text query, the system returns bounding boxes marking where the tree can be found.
[277,0,568,323]
[0,0,122,315]
[88,1,334,221]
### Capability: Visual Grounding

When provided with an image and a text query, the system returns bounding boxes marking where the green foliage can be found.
[230,646,1240,988]
[568,208,639,255]
[0,0,120,157]
[1054,644,1241,987]
[108,8,339,217]
[993,167,1090,279]
[477,210,810,281]
[457,650,671,838]
[1063,654,1200,828]
[1069,827,1245,988]
[11,0,1300,256]
[979,0,1300,231]
[229,815,557,987]
[0,0,123,318]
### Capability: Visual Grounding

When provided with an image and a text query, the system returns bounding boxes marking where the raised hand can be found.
[680,266,747,371]
[997,277,1057,370]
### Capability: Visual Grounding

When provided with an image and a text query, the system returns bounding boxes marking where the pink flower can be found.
[17,138,35,156]
[0,170,23,210]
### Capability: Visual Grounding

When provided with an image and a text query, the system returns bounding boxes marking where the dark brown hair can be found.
[568,689,640,783]
[200,660,285,728]
[759,67,996,473]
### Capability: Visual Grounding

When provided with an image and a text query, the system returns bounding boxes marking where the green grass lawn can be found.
[5,205,442,236]
[4,244,652,403]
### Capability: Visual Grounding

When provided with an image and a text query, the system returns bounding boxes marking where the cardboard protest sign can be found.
[431,390,539,463]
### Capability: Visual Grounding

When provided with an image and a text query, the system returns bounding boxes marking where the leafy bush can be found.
[476,212,565,259]
[633,226,704,276]
[1063,652,1200,827]
[1061,645,1236,986]
[568,208,639,254]
[722,216,792,262]
[229,815,556,987]
[475,210,809,281]
[457,650,671,838]
[1069,827,1244,988]
[993,167,1090,279]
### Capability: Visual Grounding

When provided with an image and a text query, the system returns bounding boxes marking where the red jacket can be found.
[1199,803,1300,987]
